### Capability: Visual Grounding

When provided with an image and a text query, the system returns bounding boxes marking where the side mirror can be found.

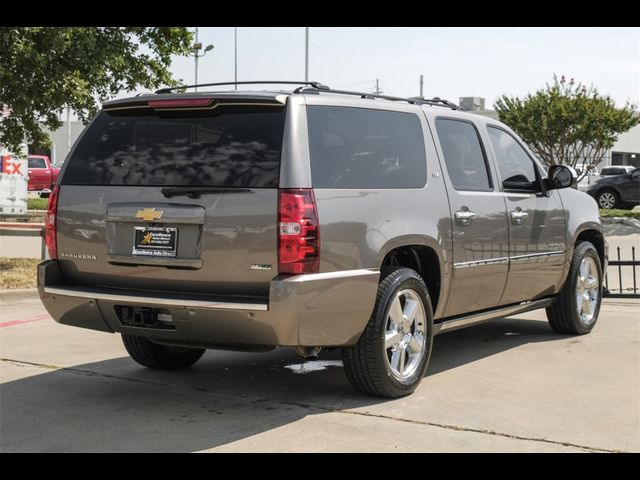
[547,165,576,190]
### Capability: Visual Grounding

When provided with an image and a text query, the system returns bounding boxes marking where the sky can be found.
[165,27,640,108]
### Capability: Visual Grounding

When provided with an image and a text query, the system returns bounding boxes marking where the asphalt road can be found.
[1,294,638,452]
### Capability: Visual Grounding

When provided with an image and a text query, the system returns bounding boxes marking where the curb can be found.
[0,288,38,301]
[600,217,640,228]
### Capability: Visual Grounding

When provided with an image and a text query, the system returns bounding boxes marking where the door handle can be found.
[510,209,528,224]
[455,209,476,225]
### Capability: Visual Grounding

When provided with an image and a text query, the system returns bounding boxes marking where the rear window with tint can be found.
[307,106,427,189]
[62,106,286,187]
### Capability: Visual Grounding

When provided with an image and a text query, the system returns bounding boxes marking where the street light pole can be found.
[192,27,214,92]
[234,27,238,90]
[304,27,309,82]
[195,27,199,90]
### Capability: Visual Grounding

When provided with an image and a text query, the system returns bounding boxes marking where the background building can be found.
[29,120,84,166]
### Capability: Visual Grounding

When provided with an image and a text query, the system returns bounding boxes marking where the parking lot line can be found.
[0,313,50,328]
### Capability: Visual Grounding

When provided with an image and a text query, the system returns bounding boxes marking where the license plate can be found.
[132,227,178,257]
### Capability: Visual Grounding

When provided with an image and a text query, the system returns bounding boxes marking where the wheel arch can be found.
[377,236,448,318]
[575,228,607,270]
[560,225,608,290]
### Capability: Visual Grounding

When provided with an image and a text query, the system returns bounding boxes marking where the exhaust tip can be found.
[295,346,321,361]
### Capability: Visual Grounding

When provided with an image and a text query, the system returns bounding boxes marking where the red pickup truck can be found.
[28,155,60,195]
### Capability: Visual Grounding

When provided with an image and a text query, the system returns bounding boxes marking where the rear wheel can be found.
[122,334,205,369]
[596,189,619,209]
[342,267,433,398]
[546,241,602,335]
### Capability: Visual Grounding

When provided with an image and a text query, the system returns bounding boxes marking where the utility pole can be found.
[419,74,424,98]
[234,27,238,90]
[374,78,383,95]
[305,27,309,82]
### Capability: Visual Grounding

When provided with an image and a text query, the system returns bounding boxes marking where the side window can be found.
[307,106,427,189]
[435,119,492,191]
[487,127,538,190]
[28,157,47,168]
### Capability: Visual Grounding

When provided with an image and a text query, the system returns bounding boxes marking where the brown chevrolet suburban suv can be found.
[38,81,607,398]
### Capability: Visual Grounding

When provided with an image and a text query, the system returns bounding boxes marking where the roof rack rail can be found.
[294,85,457,110]
[155,80,330,94]
[154,80,457,110]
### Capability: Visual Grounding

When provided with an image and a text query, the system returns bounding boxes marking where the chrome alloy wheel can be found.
[576,257,600,326]
[598,192,616,209]
[384,289,427,380]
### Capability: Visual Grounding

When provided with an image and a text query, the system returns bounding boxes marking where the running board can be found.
[434,298,554,335]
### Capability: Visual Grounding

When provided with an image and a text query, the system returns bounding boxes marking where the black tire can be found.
[342,267,434,398]
[546,241,603,335]
[595,188,620,209]
[122,334,205,369]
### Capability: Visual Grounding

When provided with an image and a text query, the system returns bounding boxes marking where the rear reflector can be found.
[148,98,213,108]
[278,189,320,275]
[45,185,59,259]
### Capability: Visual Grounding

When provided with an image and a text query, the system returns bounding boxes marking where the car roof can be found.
[106,88,492,121]
[102,86,515,134]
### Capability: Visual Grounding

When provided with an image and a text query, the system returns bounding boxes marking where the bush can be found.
[599,209,640,219]
[27,198,48,210]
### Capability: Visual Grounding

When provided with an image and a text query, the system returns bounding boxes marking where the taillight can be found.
[45,185,59,259]
[278,188,320,275]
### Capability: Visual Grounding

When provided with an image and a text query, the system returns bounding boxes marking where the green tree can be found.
[0,27,193,154]
[495,75,639,181]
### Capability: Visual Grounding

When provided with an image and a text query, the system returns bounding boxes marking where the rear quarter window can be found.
[307,106,427,189]
[61,105,286,187]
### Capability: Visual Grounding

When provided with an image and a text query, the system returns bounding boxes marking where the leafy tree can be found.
[0,27,193,154]
[495,75,639,181]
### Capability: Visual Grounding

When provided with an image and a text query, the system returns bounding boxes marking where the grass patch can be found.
[599,209,640,219]
[0,258,39,289]
[27,198,48,210]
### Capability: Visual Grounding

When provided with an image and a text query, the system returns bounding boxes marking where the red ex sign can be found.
[1,155,23,175]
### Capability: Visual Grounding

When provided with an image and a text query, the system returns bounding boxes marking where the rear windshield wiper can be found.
[161,187,253,199]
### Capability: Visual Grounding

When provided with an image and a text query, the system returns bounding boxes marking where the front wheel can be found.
[596,189,619,209]
[546,241,603,335]
[342,267,434,398]
[122,334,205,369]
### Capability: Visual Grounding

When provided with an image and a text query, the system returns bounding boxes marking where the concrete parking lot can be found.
[1,293,638,452]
